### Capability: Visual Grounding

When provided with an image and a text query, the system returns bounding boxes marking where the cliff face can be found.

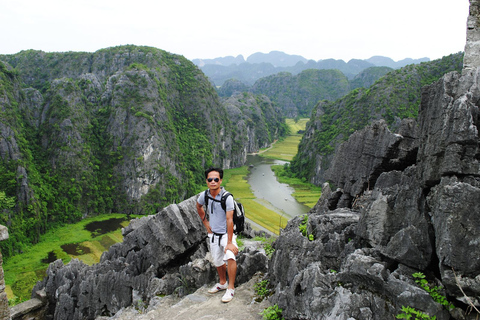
[266,4,479,318]
[222,92,287,153]
[0,46,285,257]
[267,45,480,320]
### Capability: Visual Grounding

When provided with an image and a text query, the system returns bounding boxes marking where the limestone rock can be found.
[464,0,480,70]
[325,118,418,209]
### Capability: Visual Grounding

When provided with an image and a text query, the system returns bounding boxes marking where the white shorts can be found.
[207,233,238,267]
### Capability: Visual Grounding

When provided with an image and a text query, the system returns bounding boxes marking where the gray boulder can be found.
[325,118,419,209]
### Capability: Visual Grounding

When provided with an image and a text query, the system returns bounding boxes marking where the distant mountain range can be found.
[191,51,430,86]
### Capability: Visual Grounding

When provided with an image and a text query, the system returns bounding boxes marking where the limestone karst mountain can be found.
[291,52,464,185]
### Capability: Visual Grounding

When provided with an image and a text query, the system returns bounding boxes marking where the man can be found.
[196,167,239,303]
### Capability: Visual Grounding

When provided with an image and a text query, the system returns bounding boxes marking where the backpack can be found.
[204,190,245,234]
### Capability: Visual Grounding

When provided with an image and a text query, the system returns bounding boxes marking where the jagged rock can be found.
[356,167,433,270]
[325,118,418,209]
[427,176,480,284]
[464,0,480,70]
[33,197,206,319]
[311,182,332,213]
[417,69,480,187]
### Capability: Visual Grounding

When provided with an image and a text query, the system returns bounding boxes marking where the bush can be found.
[261,304,284,320]
[254,279,272,301]
[253,236,276,257]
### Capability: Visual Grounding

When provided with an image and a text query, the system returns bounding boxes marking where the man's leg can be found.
[207,234,229,294]
[226,258,236,289]
[217,263,227,285]
[221,257,237,302]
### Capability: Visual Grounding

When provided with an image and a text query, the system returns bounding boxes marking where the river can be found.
[246,154,310,221]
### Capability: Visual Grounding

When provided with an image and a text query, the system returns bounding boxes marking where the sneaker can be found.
[208,282,228,294]
[221,288,235,303]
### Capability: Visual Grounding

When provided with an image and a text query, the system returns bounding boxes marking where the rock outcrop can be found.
[464,0,480,70]
[267,64,480,320]
[31,196,267,319]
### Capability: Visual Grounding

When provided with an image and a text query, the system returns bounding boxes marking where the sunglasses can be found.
[207,178,220,183]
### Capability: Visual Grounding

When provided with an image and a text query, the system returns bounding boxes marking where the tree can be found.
[0,191,15,211]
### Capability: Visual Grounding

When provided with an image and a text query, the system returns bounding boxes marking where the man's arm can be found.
[225,210,238,255]
[196,202,212,234]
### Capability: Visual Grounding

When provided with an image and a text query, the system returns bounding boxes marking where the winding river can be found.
[246,154,310,221]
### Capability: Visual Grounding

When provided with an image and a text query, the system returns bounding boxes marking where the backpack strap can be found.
[203,190,209,221]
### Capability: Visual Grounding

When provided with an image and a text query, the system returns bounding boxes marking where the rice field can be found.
[4,214,132,305]
[260,118,309,161]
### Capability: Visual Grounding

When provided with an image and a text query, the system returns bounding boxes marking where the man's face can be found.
[206,171,222,190]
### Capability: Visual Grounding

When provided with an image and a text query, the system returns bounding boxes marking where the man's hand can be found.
[225,243,238,255]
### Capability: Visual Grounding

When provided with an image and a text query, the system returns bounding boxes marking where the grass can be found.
[4,213,136,305]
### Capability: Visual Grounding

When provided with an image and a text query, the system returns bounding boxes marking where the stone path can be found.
[98,273,271,320]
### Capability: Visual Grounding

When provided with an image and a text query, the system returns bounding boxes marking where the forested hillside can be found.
[0,46,286,259]
[251,69,350,117]
[290,52,464,184]
[219,66,393,118]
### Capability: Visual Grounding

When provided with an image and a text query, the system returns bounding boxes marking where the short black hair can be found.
[205,167,223,179]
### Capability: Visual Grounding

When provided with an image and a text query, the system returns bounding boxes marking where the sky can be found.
[0,0,470,63]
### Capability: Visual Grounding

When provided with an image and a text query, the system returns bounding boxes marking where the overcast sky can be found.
[0,0,470,62]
